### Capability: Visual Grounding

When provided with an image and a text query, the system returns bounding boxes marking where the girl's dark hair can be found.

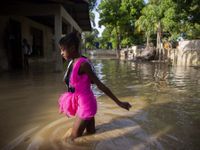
[59,32,80,51]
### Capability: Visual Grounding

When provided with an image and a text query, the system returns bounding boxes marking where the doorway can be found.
[7,19,23,70]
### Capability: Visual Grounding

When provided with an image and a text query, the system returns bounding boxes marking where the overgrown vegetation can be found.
[84,0,200,50]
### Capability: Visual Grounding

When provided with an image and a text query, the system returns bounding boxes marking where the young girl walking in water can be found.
[58,32,131,141]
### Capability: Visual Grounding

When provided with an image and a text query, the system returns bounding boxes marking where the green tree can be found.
[88,0,98,10]
[98,0,122,50]
[119,0,145,46]
[90,11,96,27]
[135,0,179,60]
[82,28,99,50]
[173,0,200,39]
[98,0,144,54]
[173,0,200,24]
[100,27,113,49]
[82,0,98,51]
[135,4,158,48]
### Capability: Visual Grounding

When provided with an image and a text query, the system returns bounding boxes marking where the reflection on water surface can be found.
[0,59,199,150]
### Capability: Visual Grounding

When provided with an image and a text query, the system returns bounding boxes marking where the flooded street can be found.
[0,59,200,150]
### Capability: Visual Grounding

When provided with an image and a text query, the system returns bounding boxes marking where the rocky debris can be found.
[135,47,156,61]
[120,45,156,61]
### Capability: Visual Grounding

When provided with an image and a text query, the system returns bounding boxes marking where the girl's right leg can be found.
[69,117,96,140]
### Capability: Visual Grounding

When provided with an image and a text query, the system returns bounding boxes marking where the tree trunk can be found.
[146,35,150,49]
[115,26,120,58]
[157,21,161,61]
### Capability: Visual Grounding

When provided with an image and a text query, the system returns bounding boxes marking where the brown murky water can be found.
[0,59,200,150]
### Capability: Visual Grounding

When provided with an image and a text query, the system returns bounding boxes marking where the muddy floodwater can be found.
[0,58,200,150]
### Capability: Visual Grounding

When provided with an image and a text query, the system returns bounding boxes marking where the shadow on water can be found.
[98,97,199,150]
[31,95,199,150]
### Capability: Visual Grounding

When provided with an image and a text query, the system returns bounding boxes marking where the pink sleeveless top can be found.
[58,57,97,120]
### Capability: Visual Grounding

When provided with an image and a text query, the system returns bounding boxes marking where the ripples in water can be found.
[1,59,200,150]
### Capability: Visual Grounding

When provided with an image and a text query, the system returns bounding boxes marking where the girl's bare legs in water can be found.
[68,117,95,141]
[59,33,131,142]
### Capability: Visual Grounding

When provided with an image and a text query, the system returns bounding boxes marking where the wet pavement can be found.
[0,59,200,150]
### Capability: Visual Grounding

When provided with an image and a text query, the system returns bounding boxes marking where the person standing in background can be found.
[22,38,32,69]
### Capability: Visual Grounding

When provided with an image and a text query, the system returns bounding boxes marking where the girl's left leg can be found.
[70,117,87,140]
[86,117,96,134]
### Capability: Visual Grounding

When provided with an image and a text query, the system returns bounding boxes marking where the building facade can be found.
[0,0,91,71]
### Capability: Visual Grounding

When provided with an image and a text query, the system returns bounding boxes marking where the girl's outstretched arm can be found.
[80,62,132,111]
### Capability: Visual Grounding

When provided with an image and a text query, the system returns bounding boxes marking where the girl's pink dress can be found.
[58,57,97,120]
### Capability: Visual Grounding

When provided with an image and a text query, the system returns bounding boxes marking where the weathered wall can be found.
[0,16,54,71]
[11,16,54,61]
[120,46,144,60]
[168,40,200,66]
[120,40,200,66]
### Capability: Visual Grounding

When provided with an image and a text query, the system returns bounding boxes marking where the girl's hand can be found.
[118,101,132,111]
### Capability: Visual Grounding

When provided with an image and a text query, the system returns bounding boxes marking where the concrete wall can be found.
[168,40,200,66]
[0,16,54,70]
[119,40,200,67]
[120,46,144,60]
